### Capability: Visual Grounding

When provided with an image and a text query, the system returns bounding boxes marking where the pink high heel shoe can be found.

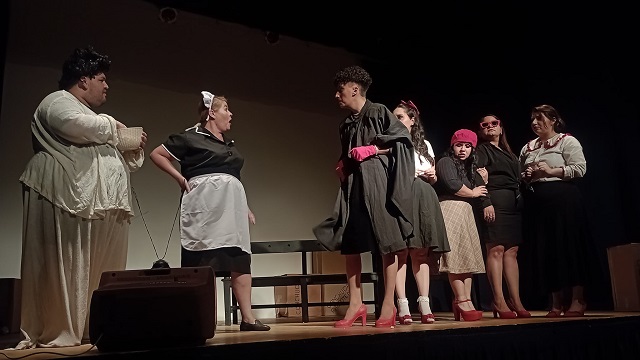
[334,304,367,328]
[375,307,397,328]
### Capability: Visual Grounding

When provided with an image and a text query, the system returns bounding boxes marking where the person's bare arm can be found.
[150,145,190,192]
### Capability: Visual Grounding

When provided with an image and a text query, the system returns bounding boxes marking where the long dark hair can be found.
[396,101,434,166]
[445,146,479,187]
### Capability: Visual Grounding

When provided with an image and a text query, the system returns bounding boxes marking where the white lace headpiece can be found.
[201,90,214,108]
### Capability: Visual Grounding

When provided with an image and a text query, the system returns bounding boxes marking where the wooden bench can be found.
[221,240,381,325]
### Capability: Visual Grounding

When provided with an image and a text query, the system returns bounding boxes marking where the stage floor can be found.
[2,310,640,359]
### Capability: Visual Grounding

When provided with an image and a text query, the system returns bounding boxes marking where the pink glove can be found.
[349,145,378,162]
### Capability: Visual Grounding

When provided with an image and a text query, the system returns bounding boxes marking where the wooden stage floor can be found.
[2,310,640,359]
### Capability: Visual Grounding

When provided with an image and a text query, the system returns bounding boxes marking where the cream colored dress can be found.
[14,90,144,349]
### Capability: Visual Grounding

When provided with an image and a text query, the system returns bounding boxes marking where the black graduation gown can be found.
[313,100,415,255]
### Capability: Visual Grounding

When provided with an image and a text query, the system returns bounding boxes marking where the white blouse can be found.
[414,140,435,177]
[519,133,586,182]
[19,90,144,219]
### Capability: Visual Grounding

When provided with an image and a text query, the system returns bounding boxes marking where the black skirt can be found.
[520,181,592,294]
[478,189,523,247]
[181,246,252,277]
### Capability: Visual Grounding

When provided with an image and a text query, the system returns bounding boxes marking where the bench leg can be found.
[301,278,309,323]
[231,295,239,324]
[222,276,232,326]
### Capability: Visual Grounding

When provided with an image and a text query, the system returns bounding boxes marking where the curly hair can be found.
[333,65,372,95]
[396,102,434,166]
[58,46,111,90]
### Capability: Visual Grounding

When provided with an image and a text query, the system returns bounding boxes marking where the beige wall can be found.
[0,0,374,320]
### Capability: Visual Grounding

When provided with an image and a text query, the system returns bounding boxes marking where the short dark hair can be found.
[333,65,372,95]
[58,46,111,90]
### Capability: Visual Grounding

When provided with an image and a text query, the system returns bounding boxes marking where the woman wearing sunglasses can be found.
[476,115,530,319]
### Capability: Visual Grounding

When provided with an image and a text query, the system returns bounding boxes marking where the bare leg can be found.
[411,248,433,320]
[503,246,526,311]
[341,254,363,320]
[486,244,509,311]
[449,273,476,311]
[395,248,410,299]
[567,285,586,312]
[231,272,257,323]
[463,276,474,308]
[410,248,430,297]
[395,248,410,318]
[380,251,399,319]
[550,290,563,311]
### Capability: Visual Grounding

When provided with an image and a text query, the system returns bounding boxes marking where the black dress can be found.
[313,100,415,255]
[475,142,523,247]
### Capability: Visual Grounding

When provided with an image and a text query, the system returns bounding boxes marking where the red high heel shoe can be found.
[334,304,367,328]
[375,307,397,328]
[417,296,435,324]
[545,309,563,318]
[398,313,412,325]
[563,302,587,318]
[397,298,412,325]
[492,302,517,319]
[506,299,531,318]
[421,313,435,324]
[452,299,482,321]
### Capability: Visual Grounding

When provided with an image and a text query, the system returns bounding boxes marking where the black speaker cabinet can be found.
[89,266,215,352]
[0,278,21,335]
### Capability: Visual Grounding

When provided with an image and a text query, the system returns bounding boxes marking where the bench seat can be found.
[222,240,380,324]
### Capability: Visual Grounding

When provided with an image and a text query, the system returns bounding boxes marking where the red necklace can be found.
[525,133,570,152]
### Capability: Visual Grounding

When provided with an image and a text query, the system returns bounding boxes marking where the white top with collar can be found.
[519,133,586,182]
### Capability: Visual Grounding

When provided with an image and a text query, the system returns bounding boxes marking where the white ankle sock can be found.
[397,298,410,317]
[417,296,432,315]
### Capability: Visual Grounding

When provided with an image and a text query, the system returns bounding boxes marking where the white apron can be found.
[180,173,251,254]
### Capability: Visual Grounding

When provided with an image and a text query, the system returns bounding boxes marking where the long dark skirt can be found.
[521,181,591,294]
[341,172,377,255]
[409,178,450,253]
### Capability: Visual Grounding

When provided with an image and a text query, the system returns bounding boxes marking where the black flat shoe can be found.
[240,320,271,331]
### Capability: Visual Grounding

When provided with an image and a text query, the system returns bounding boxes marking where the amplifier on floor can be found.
[89,266,215,352]
[0,278,21,335]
